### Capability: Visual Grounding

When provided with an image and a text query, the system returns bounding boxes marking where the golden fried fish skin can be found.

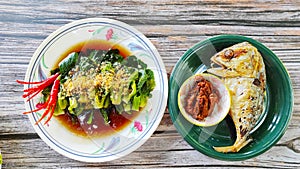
[207,42,266,153]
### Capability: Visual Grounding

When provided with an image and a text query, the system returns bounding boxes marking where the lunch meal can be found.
[17,40,156,137]
[179,42,266,153]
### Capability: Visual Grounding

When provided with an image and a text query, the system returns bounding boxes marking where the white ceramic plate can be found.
[23,18,168,162]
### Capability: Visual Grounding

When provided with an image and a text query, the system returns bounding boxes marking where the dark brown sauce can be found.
[54,39,132,68]
[54,40,138,138]
[56,110,139,137]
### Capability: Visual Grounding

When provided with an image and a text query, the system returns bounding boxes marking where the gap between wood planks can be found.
[0,133,39,140]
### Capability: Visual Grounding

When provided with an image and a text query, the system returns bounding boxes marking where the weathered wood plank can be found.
[0,137,299,168]
[0,0,299,26]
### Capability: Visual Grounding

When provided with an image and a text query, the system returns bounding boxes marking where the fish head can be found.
[208,42,264,78]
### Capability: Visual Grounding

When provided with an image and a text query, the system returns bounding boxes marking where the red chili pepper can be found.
[34,78,60,125]
[16,73,59,85]
[17,73,61,125]
[16,73,59,101]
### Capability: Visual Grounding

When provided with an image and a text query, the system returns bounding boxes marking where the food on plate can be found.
[207,42,266,153]
[178,73,231,127]
[184,75,218,120]
[17,40,155,136]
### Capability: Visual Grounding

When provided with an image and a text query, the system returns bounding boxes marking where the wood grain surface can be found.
[0,0,299,168]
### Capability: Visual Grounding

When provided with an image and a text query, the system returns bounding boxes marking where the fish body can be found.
[207,42,266,153]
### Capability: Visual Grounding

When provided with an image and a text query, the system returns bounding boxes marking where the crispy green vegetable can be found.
[94,62,114,109]
[44,48,155,126]
[59,52,79,77]
[123,80,137,103]
[110,64,139,105]
[54,103,65,116]
[68,97,78,115]
[100,109,110,125]
[132,95,141,111]
[122,55,147,69]
[55,92,68,116]
[87,111,94,125]
[139,69,155,108]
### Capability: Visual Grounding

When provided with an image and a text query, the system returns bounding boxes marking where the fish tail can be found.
[213,138,253,153]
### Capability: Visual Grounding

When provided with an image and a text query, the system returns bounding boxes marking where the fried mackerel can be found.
[207,42,266,153]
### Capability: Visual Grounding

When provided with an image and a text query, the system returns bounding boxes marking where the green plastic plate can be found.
[168,35,293,161]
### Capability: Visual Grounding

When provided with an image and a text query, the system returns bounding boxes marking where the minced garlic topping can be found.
[61,63,115,105]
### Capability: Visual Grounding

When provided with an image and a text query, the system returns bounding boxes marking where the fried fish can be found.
[207,42,266,153]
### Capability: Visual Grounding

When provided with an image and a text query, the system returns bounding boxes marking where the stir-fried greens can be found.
[43,49,155,125]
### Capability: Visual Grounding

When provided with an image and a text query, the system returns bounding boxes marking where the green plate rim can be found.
[168,34,294,161]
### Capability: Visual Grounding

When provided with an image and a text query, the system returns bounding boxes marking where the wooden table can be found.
[1,0,299,168]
